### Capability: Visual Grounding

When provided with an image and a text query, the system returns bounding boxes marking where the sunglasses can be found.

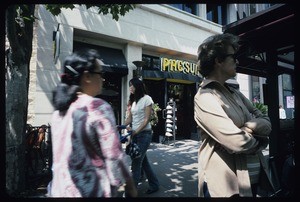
[224,53,238,60]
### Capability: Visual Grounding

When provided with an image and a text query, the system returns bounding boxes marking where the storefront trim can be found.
[142,70,201,84]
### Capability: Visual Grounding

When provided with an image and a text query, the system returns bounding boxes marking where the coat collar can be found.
[200,79,235,93]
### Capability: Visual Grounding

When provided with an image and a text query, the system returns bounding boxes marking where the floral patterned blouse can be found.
[48,94,131,197]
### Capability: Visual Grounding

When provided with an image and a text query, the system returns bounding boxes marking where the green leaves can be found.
[45,4,75,16]
[92,4,136,21]
[253,102,268,115]
[45,4,136,21]
[151,103,161,127]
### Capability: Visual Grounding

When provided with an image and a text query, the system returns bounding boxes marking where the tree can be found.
[5,4,135,195]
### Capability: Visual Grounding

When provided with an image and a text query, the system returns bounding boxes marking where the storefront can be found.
[141,55,202,142]
[27,4,223,132]
[73,40,203,142]
[70,41,240,143]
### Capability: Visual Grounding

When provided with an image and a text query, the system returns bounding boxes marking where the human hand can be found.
[117,125,127,131]
[244,117,271,136]
[126,126,136,135]
[241,126,253,134]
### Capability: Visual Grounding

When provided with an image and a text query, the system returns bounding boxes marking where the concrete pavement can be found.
[117,139,200,197]
[21,138,274,198]
[21,139,200,198]
[117,138,272,198]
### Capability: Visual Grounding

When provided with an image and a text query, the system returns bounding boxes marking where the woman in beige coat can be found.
[194,33,276,197]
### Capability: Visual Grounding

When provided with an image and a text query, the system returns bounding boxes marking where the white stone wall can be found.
[27,13,38,125]
[122,44,143,121]
[237,73,251,99]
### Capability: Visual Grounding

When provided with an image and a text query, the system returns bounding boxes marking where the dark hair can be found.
[197,33,240,77]
[129,77,147,103]
[52,48,101,113]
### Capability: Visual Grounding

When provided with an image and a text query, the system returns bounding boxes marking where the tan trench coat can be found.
[194,79,276,197]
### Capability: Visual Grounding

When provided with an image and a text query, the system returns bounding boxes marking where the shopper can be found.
[279,105,287,119]
[124,77,160,194]
[125,94,146,183]
[48,49,137,197]
[194,33,276,197]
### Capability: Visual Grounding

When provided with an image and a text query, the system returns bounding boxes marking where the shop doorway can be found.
[144,79,197,141]
[167,82,196,139]
[143,79,165,142]
[73,41,128,125]
[96,73,122,125]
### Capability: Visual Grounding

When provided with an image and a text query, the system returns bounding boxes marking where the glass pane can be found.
[169,4,183,10]
[251,76,260,103]
[250,4,256,15]
[282,74,292,90]
[153,58,161,70]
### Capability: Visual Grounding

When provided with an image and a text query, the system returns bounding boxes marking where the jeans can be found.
[131,130,159,190]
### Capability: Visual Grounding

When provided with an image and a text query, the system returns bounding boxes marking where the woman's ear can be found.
[81,71,92,84]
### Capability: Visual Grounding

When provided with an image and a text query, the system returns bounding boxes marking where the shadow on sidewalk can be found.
[118,139,200,197]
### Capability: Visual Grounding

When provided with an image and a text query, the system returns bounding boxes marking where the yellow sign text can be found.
[161,57,199,76]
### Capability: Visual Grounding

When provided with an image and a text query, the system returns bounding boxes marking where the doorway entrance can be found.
[144,79,197,141]
[167,82,196,139]
[96,73,122,125]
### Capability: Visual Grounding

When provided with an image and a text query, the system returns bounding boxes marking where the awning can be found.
[223,3,295,77]
[73,42,128,76]
[223,3,295,159]
[142,70,202,84]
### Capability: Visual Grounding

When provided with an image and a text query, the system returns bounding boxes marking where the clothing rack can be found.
[162,98,176,147]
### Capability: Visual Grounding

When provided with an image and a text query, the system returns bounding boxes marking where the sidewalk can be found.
[20,139,274,198]
[117,139,271,197]
[20,139,200,198]
[117,139,200,197]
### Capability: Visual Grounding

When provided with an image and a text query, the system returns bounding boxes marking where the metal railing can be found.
[25,124,52,187]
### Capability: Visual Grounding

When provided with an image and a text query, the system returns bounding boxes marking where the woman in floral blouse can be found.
[48,49,137,197]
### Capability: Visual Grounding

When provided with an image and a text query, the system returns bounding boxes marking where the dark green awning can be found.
[73,41,128,76]
[142,70,201,83]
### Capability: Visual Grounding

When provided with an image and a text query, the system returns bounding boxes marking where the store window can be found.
[142,54,160,70]
[206,4,227,25]
[249,4,257,15]
[282,74,294,119]
[168,4,198,15]
[282,74,293,91]
[251,76,260,103]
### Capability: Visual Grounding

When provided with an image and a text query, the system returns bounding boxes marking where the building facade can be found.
[28,4,292,142]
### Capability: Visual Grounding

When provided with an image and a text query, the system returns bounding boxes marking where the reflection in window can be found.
[206,4,227,25]
[282,74,292,91]
[169,4,198,15]
[281,74,294,119]
[249,4,256,15]
[142,55,161,71]
[251,76,260,103]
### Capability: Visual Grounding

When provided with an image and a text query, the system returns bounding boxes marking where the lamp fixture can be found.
[132,60,145,79]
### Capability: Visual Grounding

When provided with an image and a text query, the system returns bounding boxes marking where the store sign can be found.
[161,57,199,76]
